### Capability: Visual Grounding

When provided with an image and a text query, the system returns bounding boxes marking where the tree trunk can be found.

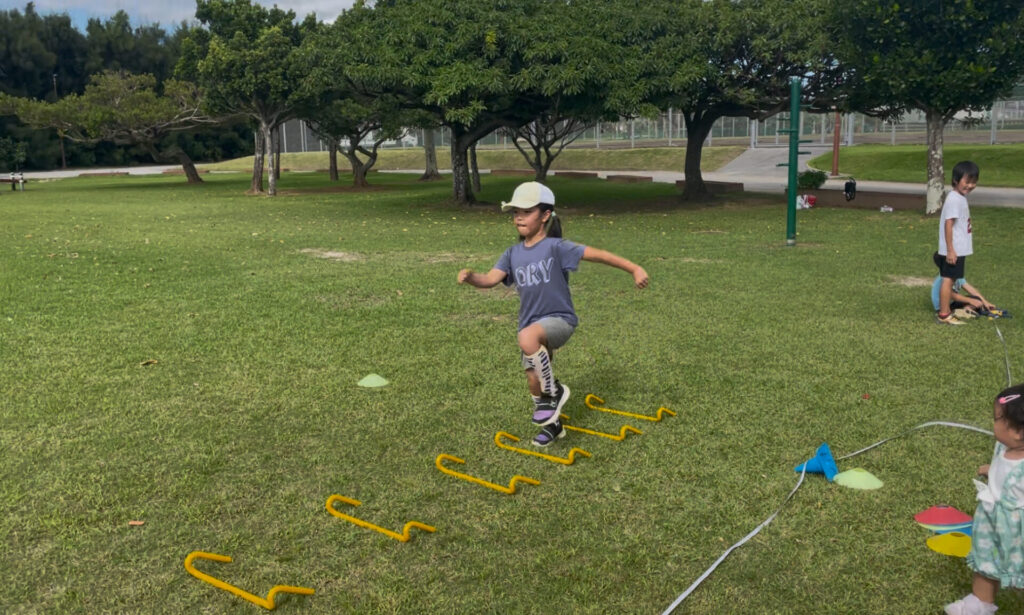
[352,163,368,188]
[341,148,372,188]
[420,128,441,181]
[450,128,475,204]
[251,129,265,194]
[346,155,370,188]
[510,133,546,181]
[142,142,203,184]
[273,124,281,179]
[681,113,715,201]
[180,159,202,184]
[537,145,554,182]
[172,148,203,184]
[328,139,339,182]
[264,122,278,196]
[470,143,481,193]
[925,109,947,214]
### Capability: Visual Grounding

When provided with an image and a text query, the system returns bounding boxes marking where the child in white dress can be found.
[946,384,1024,615]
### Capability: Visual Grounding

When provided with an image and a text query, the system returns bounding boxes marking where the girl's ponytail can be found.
[543,207,562,238]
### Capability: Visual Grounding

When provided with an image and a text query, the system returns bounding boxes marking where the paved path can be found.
[570,144,1024,208]
[19,165,178,179]
[16,149,1024,208]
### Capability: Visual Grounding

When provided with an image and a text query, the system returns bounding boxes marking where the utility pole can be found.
[830,108,840,176]
[783,77,801,246]
[52,73,66,169]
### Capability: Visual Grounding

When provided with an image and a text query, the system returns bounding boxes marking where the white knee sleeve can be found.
[523,346,556,396]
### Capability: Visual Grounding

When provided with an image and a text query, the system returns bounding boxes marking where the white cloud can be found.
[8,0,356,29]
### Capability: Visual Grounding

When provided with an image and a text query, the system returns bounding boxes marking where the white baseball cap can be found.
[500,181,555,212]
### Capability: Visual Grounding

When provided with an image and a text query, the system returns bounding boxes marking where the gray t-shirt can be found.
[494,237,586,330]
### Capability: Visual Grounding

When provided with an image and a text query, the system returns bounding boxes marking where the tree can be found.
[3,71,225,182]
[306,97,408,188]
[503,113,595,182]
[497,0,630,182]
[643,0,839,201]
[0,4,89,169]
[178,0,314,195]
[319,0,559,204]
[832,0,1024,213]
[0,136,27,171]
[1,6,246,170]
[84,11,179,83]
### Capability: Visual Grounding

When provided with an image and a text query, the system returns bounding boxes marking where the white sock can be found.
[964,594,998,614]
[523,346,556,396]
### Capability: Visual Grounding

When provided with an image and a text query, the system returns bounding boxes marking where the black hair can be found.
[541,204,562,239]
[996,383,1024,434]
[951,160,979,188]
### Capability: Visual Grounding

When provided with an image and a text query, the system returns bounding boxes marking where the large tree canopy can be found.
[313,0,641,204]
[832,0,1024,212]
[2,71,224,181]
[500,0,639,181]
[642,0,839,200]
[315,0,539,203]
[0,4,250,170]
[178,0,315,195]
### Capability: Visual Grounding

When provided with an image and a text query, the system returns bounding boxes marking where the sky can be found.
[1,0,357,31]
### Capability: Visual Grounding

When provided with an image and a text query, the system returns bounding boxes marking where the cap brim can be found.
[500,200,535,212]
[501,200,556,212]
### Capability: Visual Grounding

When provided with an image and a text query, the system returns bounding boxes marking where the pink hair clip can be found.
[999,394,1022,404]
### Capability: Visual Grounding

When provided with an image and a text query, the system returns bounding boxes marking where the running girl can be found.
[457,182,649,446]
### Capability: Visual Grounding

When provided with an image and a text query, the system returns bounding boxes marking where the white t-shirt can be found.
[938,191,972,256]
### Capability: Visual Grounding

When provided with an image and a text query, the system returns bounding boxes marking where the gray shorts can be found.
[520,316,575,368]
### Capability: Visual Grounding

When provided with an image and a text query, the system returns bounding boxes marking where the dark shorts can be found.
[934,251,966,280]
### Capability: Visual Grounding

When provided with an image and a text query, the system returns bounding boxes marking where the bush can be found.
[797,169,827,190]
[0,136,27,172]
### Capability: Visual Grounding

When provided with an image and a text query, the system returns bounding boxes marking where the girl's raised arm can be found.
[457,268,507,289]
[582,247,649,289]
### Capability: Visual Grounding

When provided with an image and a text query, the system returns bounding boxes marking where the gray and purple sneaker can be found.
[531,381,570,426]
[532,421,565,447]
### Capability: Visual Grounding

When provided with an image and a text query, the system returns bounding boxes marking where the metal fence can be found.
[278,94,1024,154]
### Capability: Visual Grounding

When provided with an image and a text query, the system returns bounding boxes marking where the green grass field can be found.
[2,171,1023,614]
[201,145,745,175]
[809,144,1024,187]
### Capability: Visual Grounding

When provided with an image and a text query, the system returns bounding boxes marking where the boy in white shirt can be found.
[935,161,980,326]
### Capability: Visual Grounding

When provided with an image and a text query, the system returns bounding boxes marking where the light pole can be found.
[830,108,840,176]
[52,73,67,169]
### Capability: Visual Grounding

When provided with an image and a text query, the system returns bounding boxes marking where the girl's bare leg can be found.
[971,572,998,605]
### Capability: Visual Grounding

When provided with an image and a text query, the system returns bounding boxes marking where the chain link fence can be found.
[279,92,1024,154]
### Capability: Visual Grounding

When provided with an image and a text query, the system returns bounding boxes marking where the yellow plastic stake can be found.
[493,431,592,465]
[435,453,540,494]
[561,413,643,441]
[184,551,314,610]
[584,394,676,422]
[325,495,436,542]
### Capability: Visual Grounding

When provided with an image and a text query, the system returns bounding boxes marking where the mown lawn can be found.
[201,145,745,175]
[1,171,1022,614]
[809,143,1024,187]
